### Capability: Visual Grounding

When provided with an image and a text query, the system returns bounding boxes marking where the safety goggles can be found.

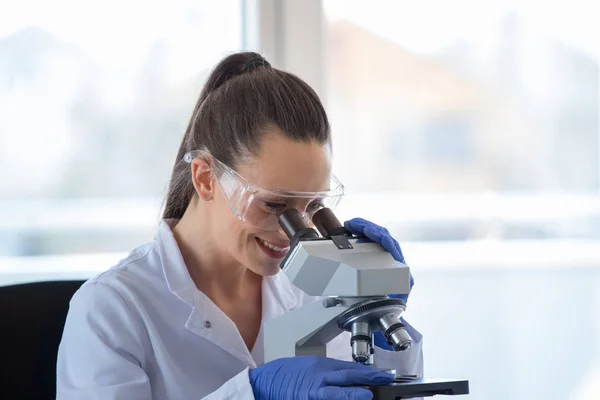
[184,149,345,231]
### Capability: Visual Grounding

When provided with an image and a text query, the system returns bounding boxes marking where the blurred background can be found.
[0,0,599,399]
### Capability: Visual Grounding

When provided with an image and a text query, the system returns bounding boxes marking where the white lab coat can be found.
[56,219,424,399]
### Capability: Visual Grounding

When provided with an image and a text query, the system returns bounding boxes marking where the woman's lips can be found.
[256,237,290,259]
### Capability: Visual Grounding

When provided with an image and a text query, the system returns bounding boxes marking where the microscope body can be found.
[262,208,469,399]
[263,235,412,364]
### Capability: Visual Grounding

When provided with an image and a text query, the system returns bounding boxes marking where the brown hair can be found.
[162,51,331,219]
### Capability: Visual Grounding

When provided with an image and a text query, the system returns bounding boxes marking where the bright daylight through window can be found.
[324,1,600,400]
[0,0,242,283]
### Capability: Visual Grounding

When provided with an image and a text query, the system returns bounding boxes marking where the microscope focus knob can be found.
[322,298,341,308]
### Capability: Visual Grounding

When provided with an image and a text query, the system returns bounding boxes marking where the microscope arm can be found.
[263,299,354,362]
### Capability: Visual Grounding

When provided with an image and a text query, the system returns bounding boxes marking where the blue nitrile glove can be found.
[248,356,394,400]
[344,218,415,351]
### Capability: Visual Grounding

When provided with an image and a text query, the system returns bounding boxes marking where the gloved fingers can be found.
[363,225,403,262]
[361,224,383,241]
[391,236,406,264]
[346,219,407,262]
[344,218,369,235]
[323,368,395,386]
[381,234,403,263]
[317,386,375,400]
[345,218,389,236]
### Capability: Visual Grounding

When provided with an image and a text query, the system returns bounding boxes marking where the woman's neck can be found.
[171,210,261,304]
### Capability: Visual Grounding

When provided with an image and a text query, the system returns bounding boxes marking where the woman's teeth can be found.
[259,238,289,252]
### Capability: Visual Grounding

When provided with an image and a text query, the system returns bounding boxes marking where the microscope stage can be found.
[367,377,469,399]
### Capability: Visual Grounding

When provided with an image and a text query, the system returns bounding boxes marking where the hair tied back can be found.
[243,58,271,73]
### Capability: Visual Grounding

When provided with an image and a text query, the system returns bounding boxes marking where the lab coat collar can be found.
[155,219,256,364]
[156,219,196,307]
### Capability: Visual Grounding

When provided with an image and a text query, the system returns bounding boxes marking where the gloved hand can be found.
[248,356,394,400]
[344,218,415,351]
[344,218,414,301]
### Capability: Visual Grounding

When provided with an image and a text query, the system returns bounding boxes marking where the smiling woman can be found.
[180,133,338,276]
[55,50,424,400]
[162,52,337,277]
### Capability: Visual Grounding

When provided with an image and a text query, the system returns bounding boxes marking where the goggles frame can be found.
[183,149,345,230]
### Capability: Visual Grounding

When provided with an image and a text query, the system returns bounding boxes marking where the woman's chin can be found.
[244,252,281,277]
[247,262,280,277]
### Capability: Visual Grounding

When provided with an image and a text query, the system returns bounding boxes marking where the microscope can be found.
[263,208,469,399]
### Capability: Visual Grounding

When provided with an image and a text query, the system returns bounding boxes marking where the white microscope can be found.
[263,208,469,399]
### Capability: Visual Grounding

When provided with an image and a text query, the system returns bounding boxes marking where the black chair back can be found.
[0,280,85,400]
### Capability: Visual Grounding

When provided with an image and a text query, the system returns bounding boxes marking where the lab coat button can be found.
[204,321,211,329]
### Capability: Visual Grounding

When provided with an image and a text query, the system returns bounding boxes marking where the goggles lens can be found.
[184,150,344,231]
[241,191,342,231]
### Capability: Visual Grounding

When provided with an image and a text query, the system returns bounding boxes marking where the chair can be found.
[0,280,85,400]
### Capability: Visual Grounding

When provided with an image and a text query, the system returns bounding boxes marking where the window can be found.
[1,1,599,398]
[0,0,243,283]
[420,117,474,162]
[323,1,600,400]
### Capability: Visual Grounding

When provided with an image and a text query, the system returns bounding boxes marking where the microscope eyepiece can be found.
[311,208,349,238]
[278,209,319,242]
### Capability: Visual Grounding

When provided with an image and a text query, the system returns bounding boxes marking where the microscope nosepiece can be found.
[378,312,412,351]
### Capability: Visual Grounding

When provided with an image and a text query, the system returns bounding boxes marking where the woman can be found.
[56,52,423,400]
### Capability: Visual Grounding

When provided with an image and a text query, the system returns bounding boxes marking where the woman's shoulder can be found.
[72,240,166,311]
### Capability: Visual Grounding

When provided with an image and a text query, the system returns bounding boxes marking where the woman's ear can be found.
[190,159,215,201]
